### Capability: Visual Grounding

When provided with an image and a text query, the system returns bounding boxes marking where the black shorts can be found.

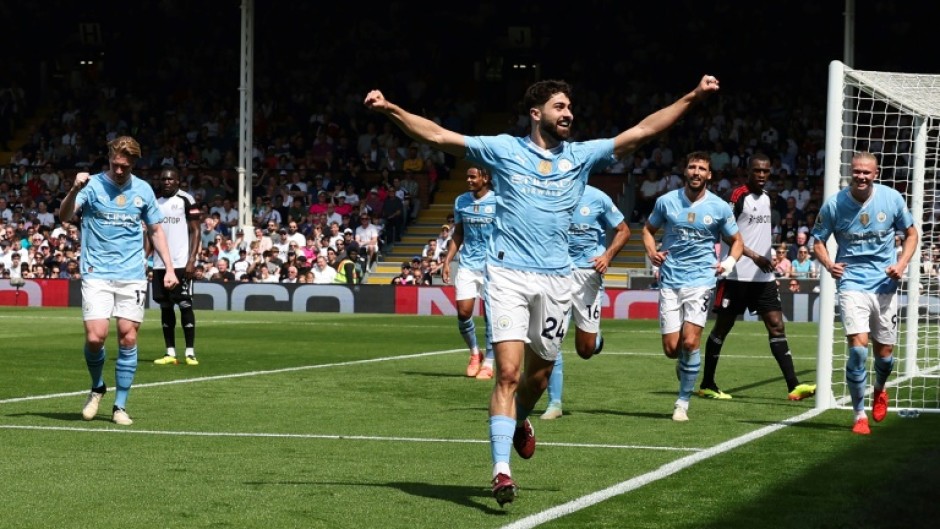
[152,268,193,304]
[712,279,782,316]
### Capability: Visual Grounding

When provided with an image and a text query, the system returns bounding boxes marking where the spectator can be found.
[310,255,336,283]
[209,257,235,282]
[788,246,817,278]
[435,224,451,256]
[787,278,801,293]
[773,244,791,277]
[381,184,405,245]
[231,249,252,281]
[787,231,810,262]
[333,247,363,285]
[282,265,300,283]
[391,261,415,285]
[355,212,381,267]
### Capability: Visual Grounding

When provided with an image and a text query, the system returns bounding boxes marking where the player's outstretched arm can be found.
[364,90,466,158]
[612,75,719,159]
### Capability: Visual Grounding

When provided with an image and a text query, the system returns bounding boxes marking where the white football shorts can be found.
[570,267,603,333]
[454,266,485,301]
[81,279,148,322]
[485,265,573,361]
[838,290,898,345]
[658,285,714,334]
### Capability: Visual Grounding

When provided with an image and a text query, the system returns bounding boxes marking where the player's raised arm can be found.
[612,75,719,160]
[364,90,466,158]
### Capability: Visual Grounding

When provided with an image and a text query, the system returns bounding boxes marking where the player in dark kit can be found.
[700,153,816,401]
[151,167,202,366]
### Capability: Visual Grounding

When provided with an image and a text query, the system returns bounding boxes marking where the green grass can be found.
[0,308,938,529]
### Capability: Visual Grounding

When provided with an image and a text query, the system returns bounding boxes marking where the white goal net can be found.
[817,60,940,414]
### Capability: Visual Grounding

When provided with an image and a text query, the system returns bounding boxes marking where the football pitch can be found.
[1,308,937,529]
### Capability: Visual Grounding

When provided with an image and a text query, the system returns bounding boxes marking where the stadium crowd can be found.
[4,2,928,286]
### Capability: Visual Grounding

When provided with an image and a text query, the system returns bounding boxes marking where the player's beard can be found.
[540,120,570,144]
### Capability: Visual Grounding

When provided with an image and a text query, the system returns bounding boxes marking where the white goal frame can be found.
[817,60,940,413]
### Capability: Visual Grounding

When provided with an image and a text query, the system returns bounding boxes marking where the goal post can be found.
[817,60,940,414]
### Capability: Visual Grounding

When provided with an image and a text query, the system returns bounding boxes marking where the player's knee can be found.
[847,345,869,371]
[662,346,680,359]
[178,299,192,310]
[680,337,700,353]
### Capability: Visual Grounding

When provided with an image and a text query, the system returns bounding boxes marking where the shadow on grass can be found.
[675,415,940,529]
[5,411,84,422]
[243,479,550,515]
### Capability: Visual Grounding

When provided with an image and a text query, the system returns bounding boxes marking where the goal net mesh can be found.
[821,62,940,414]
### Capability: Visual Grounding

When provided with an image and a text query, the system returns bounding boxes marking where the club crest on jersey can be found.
[860,212,870,226]
[558,159,573,172]
[703,215,713,225]
[580,206,591,216]
[877,212,887,223]
[115,194,127,207]
[484,205,494,213]
[687,212,696,223]
[134,196,143,207]
[538,160,552,175]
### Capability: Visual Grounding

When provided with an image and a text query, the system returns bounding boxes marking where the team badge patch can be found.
[558,159,573,172]
[860,212,870,226]
[687,212,696,223]
[877,212,887,223]
[484,206,494,213]
[134,196,143,207]
[538,160,552,175]
[115,194,127,207]
[496,316,513,329]
[703,215,713,225]
[580,206,591,216]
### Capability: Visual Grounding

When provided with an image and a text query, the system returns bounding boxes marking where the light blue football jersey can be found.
[569,185,625,269]
[465,135,615,274]
[648,189,739,289]
[75,172,164,280]
[453,190,497,271]
[812,183,914,294]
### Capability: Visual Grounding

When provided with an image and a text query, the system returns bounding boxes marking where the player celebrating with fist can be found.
[59,136,178,426]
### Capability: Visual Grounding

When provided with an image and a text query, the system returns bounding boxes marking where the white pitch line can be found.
[499,368,939,528]
[498,405,828,529]
[0,349,464,404]
[0,424,703,452]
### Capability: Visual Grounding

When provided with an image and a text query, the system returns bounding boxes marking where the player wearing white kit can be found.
[442,166,497,380]
[152,166,202,366]
[812,151,917,435]
[541,185,630,420]
[701,153,816,401]
[366,74,718,506]
[58,136,178,426]
[642,151,743,422]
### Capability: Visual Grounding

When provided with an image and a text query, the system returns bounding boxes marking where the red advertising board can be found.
[0,279,70,307]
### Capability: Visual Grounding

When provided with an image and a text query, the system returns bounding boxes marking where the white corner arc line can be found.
[0,349,464,405]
